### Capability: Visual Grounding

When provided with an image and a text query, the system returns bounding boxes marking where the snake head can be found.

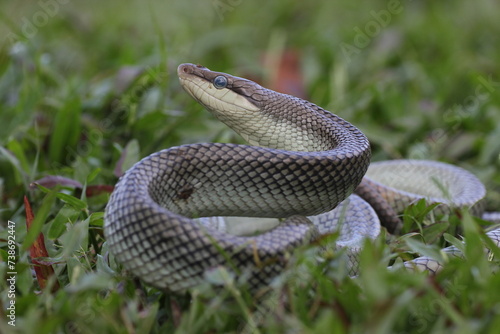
[178,63,279,146]
[178,63,265,113]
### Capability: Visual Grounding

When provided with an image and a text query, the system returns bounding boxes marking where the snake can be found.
[104,63,500,292]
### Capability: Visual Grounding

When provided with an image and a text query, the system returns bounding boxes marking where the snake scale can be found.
[104,63,500,292]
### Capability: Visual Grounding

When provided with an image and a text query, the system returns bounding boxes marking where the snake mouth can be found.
[177,63,224,85]
[177,63,206,79]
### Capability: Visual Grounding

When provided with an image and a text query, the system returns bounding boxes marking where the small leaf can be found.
[66,272,114,292]
[443,233,466,253]
[403,199,442,231]
[47,204,81,239]
[31,183,52,193]
[55,192,88,211]
[32,183,88,211]
[59,217,90,257]
[461,211,491,275]
[24,196,60,292]
[481,231,500,261]
[89,212,105,227]
[49,96,81,163]
[96,254,115,275]
[7,139,30,174]
[86,168,101,183]
[0,145,28,185]
[405,237,446,264]
[422,221,450,244]
[22,192,56,250]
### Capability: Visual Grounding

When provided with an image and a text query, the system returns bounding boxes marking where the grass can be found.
[1,0,500,333]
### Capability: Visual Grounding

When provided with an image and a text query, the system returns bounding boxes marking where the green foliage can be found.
[1,0,500,333]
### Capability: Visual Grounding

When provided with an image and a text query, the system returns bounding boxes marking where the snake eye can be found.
[213,75,228,89]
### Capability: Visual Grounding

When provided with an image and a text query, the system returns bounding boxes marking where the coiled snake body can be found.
[104,63,499,292]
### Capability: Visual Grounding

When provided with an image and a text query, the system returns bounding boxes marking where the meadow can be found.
[1,0,500,333]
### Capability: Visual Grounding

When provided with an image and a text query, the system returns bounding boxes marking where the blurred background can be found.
[1,0,499,229]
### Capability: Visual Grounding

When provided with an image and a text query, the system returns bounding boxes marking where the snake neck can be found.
[213,88,368,156]
[178,63,368,156]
